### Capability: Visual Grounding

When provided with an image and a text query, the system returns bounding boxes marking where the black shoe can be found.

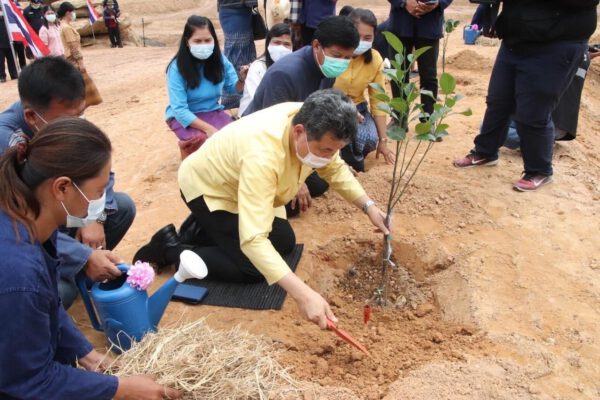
[0,78,6,83]
[133,224,181,271]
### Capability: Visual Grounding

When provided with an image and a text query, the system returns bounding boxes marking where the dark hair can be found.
[265,23,291,68]
[313,16,359,50]
[57,2,75,18]
[0,118,112,240]
[339,5,354,17]
[167,15,224,89]
[18,57,85,113]
[349,8,378,64]
[41,5,54,29]
[292,89,357,142]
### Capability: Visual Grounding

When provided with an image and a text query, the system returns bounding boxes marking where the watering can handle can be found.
[76,271,103,332]
[76,263,130,332]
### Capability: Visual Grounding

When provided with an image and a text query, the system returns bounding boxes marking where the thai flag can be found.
[0,0,49,58]
[86,0,100,24]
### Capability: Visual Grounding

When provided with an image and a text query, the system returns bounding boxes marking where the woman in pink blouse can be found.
[38,6,64,57]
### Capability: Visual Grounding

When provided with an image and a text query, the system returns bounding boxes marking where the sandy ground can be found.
[2,0,600,398]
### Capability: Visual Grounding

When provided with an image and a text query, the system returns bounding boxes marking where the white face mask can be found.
[295,133,333,169]
[46,14,57,23]
[268,44,292,62]
[353,40,373,56]
[189,43,214,60]
[61,182,106,228]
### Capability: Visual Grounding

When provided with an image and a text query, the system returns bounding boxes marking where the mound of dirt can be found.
[447,49,494,70]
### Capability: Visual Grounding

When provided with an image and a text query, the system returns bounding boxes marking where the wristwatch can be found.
[362,200,376,214]
[96,211,107,225]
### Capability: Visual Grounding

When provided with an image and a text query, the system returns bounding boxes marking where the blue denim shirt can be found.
[0,101,118,281]
[388,0,453,40]
[0,210,118,399]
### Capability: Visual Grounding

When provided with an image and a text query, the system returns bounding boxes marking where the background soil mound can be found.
[447,49,493,70]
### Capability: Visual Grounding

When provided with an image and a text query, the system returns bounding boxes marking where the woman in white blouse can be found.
[239,23,292,115]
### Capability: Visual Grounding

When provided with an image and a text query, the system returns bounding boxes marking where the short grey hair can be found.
[292,89,357,142]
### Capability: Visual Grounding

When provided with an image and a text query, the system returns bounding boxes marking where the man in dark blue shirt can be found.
[242,16,359,216]
[0,57,136,308]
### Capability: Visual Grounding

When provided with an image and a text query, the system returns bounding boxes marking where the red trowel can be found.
[326,318,370,356]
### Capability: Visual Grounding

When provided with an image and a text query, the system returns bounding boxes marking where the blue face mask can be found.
[353,40,373,56]
[189,43,214,60]
[318,48,351,78]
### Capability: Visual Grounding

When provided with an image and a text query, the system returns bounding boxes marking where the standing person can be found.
[239,23,292,116]
[0,118,182,400]
[334,8,395,172]
[0,11,18,83]
[165,16,247,160]
[0,57,136,309]
[243,16,358,217]
[387,0,453,117]
[217,0,257,109]
[176,90,389,329]
[23,0,46,34]
[103,0,122,48]
[298,0,337,46]
[58,1,103,108]
[454,0,597,192]
[39,6,65,57]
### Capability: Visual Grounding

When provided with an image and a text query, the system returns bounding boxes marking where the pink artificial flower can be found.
[126,261,155,291]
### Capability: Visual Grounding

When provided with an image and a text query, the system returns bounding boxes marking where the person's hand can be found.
[590,50,600,60]
[76,222,106,249]
[238,65,250,83]
[85,249,123,282]
[290,22,303,49]
[405,0,421,17]
[366,205,390,235]
[376,140,396,165]
[295,287,337,329]
[416,0,438,15]
[204,124,218,137]
[290,183,312,213]
[356,111,365,124]
[115,375,183,400]
[79,349,114,372]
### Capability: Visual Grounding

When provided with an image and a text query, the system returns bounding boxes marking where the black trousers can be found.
[107,26,122,46]
[186,196,296,283]
[389,37,439,116]
[301,25,316,47]
[0,47,18,80]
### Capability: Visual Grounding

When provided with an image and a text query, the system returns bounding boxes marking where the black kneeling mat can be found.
[184,244,303,310]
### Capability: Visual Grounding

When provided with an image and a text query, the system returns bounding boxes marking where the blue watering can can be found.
[463,25,480,45]
[77,250,208,352]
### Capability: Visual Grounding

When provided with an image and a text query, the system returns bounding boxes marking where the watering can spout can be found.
[148,250,208,328]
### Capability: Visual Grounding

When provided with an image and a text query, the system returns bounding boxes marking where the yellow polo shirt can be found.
[178,102,366,284]
[333,49,386,117]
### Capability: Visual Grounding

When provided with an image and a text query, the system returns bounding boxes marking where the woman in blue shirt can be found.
[0,118,181,400]
[165,15,247,159]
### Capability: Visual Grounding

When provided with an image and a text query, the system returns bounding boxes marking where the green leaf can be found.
[454,93,464,102]
[384,70,400,83]
[435,123,449,134]
[376,103,393,114]
[369,82,386,93]
[407,54,414,64]
[440,72,456,95]
[407,90,419,104]
[420,89,436,100]
[415,133,436,142]
[389,98,408,113]
[415,122,432,135]
[374,93,391,103]
[387,124,406,141]
[412,46,432,61]
[445,97,456,107]
[435,130,449,139]
[433,103,443,111]
[458,108,473,116]
[383,31,404,56]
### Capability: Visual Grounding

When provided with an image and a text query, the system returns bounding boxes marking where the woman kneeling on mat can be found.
[177,89,389,328]
[0,118,181,399]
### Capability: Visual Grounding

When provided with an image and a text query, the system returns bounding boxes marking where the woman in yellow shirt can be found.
[178,89,389,328]
[334,8,395,172]
[58,2,102,108]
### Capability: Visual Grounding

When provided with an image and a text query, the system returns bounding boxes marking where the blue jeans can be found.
[59,192,136,309]
[473,41,586,176]
[219,7,256,109]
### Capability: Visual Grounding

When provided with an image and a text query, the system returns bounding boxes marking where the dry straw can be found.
[106,318,303,399]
